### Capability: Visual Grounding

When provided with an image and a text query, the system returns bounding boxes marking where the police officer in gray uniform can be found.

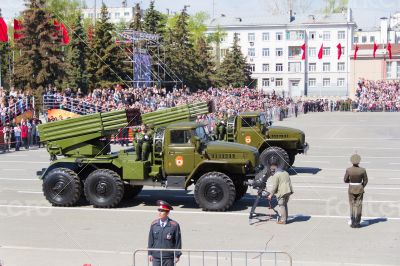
[148,200,182,266]
[344,154,368,228]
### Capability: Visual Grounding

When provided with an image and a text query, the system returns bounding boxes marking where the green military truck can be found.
[220,111,308,170]
[37,102,259,211]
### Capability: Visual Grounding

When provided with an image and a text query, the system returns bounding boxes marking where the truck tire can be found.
[194,172,236,211]
[84,169,124,208]
[43,168,82,207]
[123,185,143,200]
[234,181,248,201]
[260,146,290,171]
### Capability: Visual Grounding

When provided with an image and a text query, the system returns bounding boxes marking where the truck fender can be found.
[185,160,229,187]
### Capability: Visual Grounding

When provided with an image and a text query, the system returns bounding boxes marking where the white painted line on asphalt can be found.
[0,178,38,181]
[389,162,400,165]
[307,155,400,159]
[389,178,400,180]
[295,185,400,190]
[322,168,400,172]
[1,154,28,157]
[17,191,43,194]
[0,245,132,255]
[1,168,25,171]
[0,204,399,220]
[311,146,400,150]
[298,161,330,163]
[0,161,46,164]
[308,137,400,140]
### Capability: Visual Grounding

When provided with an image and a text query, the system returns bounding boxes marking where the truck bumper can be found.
[36,168,47,178]
[298,142,309,154]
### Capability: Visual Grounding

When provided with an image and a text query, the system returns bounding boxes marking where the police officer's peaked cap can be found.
[350,154,361,164]
[157,200,173,211]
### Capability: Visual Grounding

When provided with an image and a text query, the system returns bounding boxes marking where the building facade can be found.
[82,6,135,24]
[207,10,356,97]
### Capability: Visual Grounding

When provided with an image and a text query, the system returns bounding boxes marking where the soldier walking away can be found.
[344,154,368,228]
[267,161,294,224]
[148,200,182,266]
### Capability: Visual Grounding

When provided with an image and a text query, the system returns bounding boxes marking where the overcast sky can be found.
[1,0,400,29]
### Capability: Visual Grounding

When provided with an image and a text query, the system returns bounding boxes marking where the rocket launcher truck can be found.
[37,102,260,211]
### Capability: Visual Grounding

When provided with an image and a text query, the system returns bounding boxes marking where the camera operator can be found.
[267,161,294,224]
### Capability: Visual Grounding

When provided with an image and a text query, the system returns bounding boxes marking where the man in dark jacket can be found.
[148,200,182,265]
[344,154,368,228]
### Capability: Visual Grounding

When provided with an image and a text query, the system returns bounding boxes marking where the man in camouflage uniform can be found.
[135,123,153,161]
[344,154,368,228]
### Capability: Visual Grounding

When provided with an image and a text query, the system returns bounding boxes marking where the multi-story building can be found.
[82,5,135,24]
[207,9,356,97]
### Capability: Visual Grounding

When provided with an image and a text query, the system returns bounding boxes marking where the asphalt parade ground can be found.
[0,112,399,266]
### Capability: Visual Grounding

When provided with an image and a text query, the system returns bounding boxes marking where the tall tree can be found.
[215,33,252,88]
[163,7,197,89]
[143,0,166,36]
[14,0,66,91]
[194,37,215,89]
[86,4,129,89]
[323,0,348,14]
[130,3,142,31]
[45,0,81,27]
[207,25,227,67]
[66,13,88,92]
[188,12,209,45]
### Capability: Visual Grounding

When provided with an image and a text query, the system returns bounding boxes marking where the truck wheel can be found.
[194,172,236,211]
[43,168,82,207]
[123,185,143,200]
[84,169,124,208]
[260,147,290,170]
[234,181,248,201]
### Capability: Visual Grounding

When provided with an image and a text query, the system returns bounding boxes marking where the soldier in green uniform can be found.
[344,154,368,228]
[214,114,226,141]
[135,123,153,161]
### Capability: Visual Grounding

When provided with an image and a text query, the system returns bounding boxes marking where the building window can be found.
[337,78,345,87]
[262,64,269,72]
[323,63,330,72]
[248,33,255,42]
[323,47,330,56]
[262,48,270,57]
[276,32,283,41]
[362,36,367,43]
[88,13,93,18]
[387,62,392,78]
[276,48,283,57]
[115,12,120,19]
[323,78,330,87]
[249,64,255,72]
[341,47,345,56]
[370,36,375,43]
[309,47,316,57]
[288,46,301,58]
[338,62,345,71]
[354,36,359,43]
[262,78,270,87]
[220,49,228,58]
[309,78,316,87]
[309,31,316,40]
[338,31,345,40]
[262,32,269,41]
[276,78,283,87]
[124,12,130,17]
[276,63,283,72]
[289,62,301,72]
[248,48,255,57]
[309,63,316,72]
[323,31,331,41]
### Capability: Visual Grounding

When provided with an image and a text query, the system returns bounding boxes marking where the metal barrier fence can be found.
[133,248,292,266]
[0,97,34,126]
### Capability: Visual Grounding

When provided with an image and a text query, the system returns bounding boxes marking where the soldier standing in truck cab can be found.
[135,123,153,161]
[148,200,182,266]
[344,154,368,228]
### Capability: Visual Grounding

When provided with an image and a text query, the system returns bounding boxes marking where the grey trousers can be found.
[278,195,290,222]
[349,192,363,225]
[152,258,175,266]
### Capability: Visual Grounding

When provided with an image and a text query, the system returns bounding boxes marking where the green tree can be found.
[163,7,197,89]
[323,0,348,14]
[215,33,252,87]
[194,37,215,89]
[14,0,66,91]
[66,13,88,92]
[130,3,142,30]
[45,0,81,27]
[188,12,209,45]
[86,4,129,89]
[207,25,227,66]
[143,0,166,36]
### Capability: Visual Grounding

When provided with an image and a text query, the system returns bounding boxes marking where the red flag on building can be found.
[301,43,306,60]
[14,19,24,40]
[353,44,359,60]
[373,42,378,58]
[387,42,392,59]
[336,43,342,60]
[54,20,61,37]
[61,23,70,44]
[0,17,8,43]
[318,43,323,59]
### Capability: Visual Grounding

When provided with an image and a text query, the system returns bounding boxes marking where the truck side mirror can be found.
[191,136,201,152]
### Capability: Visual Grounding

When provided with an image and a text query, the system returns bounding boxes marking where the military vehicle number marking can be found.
[175,156,184,167]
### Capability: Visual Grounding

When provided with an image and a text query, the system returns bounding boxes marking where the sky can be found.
[1,0,400,29]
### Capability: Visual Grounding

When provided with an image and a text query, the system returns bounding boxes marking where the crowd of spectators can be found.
[354,80,400,112]
[0,87,34,126]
